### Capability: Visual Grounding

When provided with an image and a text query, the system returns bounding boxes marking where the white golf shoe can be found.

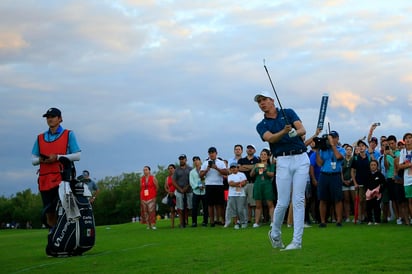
[268,230,285,249]
[280,242,301,251]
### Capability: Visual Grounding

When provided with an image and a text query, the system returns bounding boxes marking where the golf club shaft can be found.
[263,62,290,125]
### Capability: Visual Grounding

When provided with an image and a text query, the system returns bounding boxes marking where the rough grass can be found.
[2,220,411,274]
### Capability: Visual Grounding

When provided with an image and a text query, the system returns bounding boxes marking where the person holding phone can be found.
[31,107,81,228]
[367,137,380,160]
[200,147,228,227]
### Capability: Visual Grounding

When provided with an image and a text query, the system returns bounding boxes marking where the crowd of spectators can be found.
[144,124,412,229]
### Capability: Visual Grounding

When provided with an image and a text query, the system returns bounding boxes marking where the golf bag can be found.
[46,157,96,257]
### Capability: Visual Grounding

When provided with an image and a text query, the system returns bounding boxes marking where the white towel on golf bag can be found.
[82,185,92,197]
[58,181,81,221]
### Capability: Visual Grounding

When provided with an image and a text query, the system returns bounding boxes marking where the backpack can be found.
[45,157,96,257]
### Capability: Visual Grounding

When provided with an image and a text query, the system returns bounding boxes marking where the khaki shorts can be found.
[245,183,256,206]
[174,191,193,210]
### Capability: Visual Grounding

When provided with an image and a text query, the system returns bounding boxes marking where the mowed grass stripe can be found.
[2,220,411,273]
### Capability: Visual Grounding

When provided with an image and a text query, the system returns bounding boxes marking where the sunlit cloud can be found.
[0,32,29,50]
[330,91,363,112]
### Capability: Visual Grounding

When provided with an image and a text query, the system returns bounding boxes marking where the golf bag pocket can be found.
[46,187,95,257]
[76,194,95,250]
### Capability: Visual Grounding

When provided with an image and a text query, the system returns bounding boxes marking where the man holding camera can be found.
[315,130,346,227]
[200,147,228,227]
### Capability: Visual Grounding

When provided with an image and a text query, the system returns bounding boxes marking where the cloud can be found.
[0,31,29,50]
[1,0,412,196]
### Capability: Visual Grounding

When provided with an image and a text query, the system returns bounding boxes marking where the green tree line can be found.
[0,165,171,228]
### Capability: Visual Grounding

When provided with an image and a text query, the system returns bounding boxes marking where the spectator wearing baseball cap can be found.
[352,137,373,224]
[200,147,228,227]
[172,154,193,228]
[357,139,368,148]
[366,136,381,161]
[316,130,346,228]
[366,122,383,161]
[224,162,248,229]
[329,130,339,138]
[246,144,256,150]
[397,140,405,150]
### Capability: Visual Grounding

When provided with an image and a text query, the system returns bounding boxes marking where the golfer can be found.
[254,92,309,251]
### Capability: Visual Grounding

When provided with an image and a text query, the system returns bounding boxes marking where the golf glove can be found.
[288,128,297,138]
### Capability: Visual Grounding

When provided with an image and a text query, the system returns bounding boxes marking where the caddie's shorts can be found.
[40,186,59,213]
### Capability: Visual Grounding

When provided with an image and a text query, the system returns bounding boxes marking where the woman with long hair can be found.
[164,164,176,228]
[250,148,275,228]
[140,166,159,230]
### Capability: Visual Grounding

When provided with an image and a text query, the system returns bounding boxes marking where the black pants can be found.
[192,193,208,225]
[366,198,381,223]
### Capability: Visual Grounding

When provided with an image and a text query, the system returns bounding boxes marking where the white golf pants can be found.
[271,152,309,245]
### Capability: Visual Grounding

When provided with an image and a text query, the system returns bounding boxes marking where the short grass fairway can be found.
[1,221,411,274]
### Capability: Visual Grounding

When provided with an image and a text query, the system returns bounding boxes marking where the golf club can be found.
[263,59,290,125]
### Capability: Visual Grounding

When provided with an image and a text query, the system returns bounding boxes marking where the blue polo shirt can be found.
[32,125,81,156]
[310,151,321,180]
[319,146,346,173]
[256,108,306,156]
[366,150,380,160]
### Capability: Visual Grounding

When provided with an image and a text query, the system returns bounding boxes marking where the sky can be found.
[1,0,411,197]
